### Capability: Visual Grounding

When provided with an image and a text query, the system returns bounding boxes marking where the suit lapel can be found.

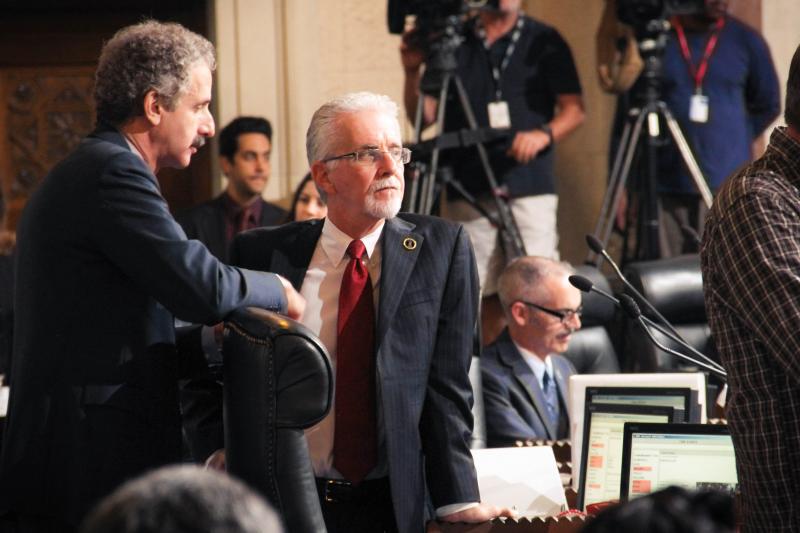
[496,332,557,439]
[376,217,422,346]
[552,357,570,412]
[272,221,323,290]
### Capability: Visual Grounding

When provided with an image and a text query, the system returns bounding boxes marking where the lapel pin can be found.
[402,236,417,251]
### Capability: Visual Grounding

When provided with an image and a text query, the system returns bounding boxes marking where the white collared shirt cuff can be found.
[436,502,479,517]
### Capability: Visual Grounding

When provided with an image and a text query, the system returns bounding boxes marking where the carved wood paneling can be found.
[0,67,95,230]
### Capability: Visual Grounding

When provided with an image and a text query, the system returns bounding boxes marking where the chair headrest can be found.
[574,264,615,327]
[225,307,333,429]
[623,255,705,323]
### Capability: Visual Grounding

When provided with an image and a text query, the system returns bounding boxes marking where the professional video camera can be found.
[388,0,491,93]
[617,0,704,33]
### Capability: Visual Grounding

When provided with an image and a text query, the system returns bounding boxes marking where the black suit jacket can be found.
[177,194,287,262]
[231,215,481,533]
[0,126,286,526]
[481,329,575,446]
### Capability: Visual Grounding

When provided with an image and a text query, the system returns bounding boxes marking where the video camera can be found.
[617,0,704,29]
[387,0,492,36]
[388,0,492,93]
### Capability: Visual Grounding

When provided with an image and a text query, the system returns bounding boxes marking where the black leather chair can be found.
[622,254,717,372]
[223,308,333,533]
[563,265,621,374]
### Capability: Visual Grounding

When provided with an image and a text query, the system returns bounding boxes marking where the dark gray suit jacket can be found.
[0,126,286,526]
[177,194,287,263]
[231,215,481,533]
[481,329,575,446]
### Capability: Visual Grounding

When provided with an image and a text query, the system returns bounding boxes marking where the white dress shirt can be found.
[299,218,384,479]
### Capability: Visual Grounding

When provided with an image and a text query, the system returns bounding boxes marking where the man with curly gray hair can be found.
[0,20,303,533]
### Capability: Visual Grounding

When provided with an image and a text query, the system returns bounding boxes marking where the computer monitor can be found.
[619,423,737,501]
[585,386,692,423]
[577,403,676,511]
[569,373,707,489]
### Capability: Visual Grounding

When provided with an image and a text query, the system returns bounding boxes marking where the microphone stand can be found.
[585,234,684,341]
[619,294,727,380]
[568,275,726,375]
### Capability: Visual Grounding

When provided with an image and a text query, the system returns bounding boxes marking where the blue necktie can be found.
[542,370,560,429]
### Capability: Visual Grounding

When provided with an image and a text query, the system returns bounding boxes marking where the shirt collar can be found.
[512,340,554,384]
[319,217,384,267]
[768,126,800,185]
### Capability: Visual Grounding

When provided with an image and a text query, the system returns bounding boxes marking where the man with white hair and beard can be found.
[228,92,513,532]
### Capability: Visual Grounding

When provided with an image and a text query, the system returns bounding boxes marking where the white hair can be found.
[305,92,399,165]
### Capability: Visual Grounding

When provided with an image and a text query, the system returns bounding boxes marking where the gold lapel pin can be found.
[402,237,417,251]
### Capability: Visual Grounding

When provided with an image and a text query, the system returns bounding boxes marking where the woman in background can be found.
[286,173,327,222]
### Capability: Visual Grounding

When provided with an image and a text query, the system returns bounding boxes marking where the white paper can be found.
[471,446,566,518]
[0,386,9,418]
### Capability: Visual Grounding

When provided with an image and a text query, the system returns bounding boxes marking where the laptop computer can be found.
[577,403,676,511]
[619,423,738,501]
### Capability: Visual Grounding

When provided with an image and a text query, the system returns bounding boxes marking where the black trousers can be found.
[315,477,398,533]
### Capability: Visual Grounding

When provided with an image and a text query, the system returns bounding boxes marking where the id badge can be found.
[689,93,709,123]
[488,100,511,129]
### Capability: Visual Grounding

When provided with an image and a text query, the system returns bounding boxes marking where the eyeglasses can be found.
[518,300,583,325]
[322,147,411,166]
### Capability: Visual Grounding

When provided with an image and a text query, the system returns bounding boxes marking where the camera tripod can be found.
[403,22,527,261]
[589,20,713,265]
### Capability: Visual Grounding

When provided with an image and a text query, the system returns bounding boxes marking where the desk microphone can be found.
[619,294,726,380]
[680,224,702,249]
[568,274,726,375]
[585,234,683,341]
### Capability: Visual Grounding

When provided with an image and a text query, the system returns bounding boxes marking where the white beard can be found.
[365,177,402,219]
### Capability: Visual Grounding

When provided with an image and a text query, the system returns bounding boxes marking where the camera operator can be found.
[654,0,780,255]
[400,0,585,345]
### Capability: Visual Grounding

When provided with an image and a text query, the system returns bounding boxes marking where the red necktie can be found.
[333,240,377,484]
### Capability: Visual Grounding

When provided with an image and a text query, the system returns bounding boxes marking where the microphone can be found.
[680,224,702,249]
[618,294,726,380]
[585,234,683,341]
[569,274,725,375]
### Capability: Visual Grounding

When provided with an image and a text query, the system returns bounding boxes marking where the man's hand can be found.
[204,449,226,470]
[440,503,517,523]
[278,275,305,320]
[507,129,551,164]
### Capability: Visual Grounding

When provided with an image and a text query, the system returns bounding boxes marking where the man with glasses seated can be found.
[481,256,580,446]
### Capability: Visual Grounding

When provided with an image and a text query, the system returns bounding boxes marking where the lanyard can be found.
[672,16,725,92]
[476,12,525,101]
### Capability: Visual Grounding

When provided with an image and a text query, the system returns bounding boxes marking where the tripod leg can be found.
[660,103,713,208]
[402,82,431,214]
[592,109,648,266]
[418,73,453,215]
[450,75,527,258]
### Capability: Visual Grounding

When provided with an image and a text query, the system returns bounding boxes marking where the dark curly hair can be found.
[94,20,215,127]
[218,116,273,160]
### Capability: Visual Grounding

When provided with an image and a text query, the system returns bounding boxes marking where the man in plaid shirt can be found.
[701,43,800,531]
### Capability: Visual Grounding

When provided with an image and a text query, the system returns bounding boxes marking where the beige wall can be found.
[213,0,800,260]
[763,0,799,135]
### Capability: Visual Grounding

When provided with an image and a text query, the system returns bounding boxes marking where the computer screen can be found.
[586,386,692,423]
[568,372,707,490]
[620,423,738,500]
[578,403,675,511]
